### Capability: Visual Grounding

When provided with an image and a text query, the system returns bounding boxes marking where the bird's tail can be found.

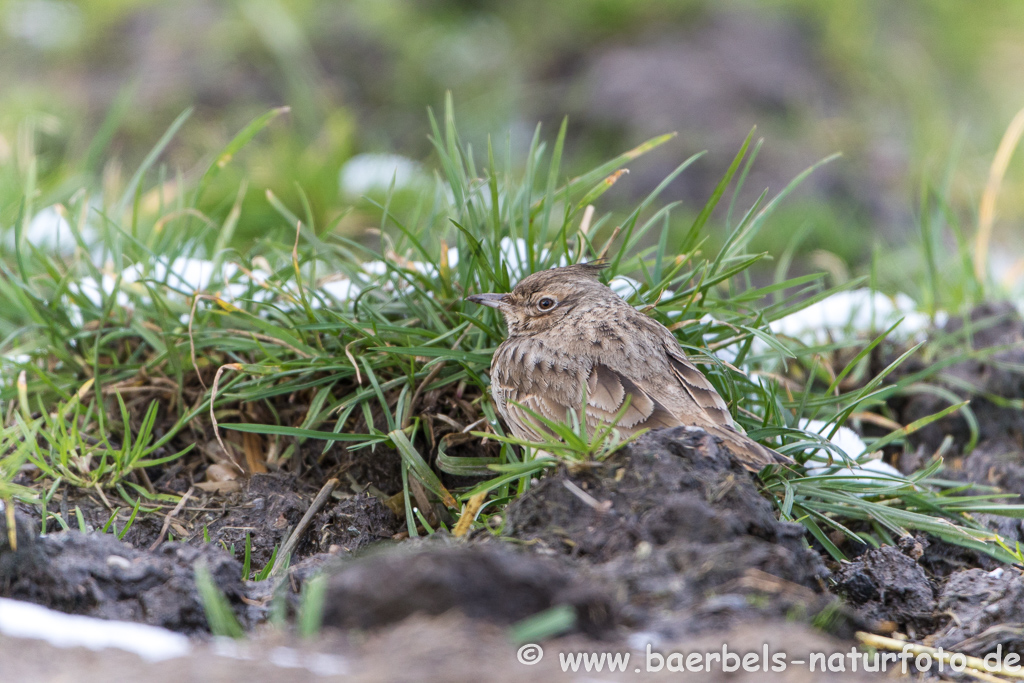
[706,424,793,472]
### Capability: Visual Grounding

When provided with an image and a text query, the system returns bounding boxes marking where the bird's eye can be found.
[537,297,557,311]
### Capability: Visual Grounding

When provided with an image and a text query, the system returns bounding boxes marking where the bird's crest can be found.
[565,260,607,279]
[512,261,608,295]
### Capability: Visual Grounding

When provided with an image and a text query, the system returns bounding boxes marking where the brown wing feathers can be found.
[501,355,792,470]
[666,355,734,427]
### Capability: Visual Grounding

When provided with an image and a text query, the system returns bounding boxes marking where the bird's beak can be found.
[466,292,508,309]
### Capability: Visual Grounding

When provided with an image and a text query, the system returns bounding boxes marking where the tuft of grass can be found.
[7,383,192,497]
[195,562,245,639]
[509,605,577,645]
[0,422,40,505]
[241,532,252,581]
[254,545,279,582]
[1,95,1023,567]
[297,572,328,639]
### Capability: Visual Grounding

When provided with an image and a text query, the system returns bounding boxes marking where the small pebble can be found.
[106,555,131,570]
[205,463,238,483]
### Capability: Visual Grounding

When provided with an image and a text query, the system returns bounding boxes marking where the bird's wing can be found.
[501,391,570,442]
[662,347,735,428]
[587,361,793,470]
[489,328,791,471]
[584,363,681,431]
[659,344,793,468]
[494,360,678,440]
[602,312,735,428]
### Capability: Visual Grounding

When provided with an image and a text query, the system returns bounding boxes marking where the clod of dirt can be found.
[199,473,311,570]
[198,475,400,572]
[0,509,43,576]
[0,512,246,634]
[505,426,833,637]
[320,542,615,636]
[298,493,399,556]
[833,544,935,636]
[932,567,1024,656]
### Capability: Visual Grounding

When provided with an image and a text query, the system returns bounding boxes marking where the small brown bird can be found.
[468,263,792,471]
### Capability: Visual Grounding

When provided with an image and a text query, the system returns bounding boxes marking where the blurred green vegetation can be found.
[1,0,1023,286]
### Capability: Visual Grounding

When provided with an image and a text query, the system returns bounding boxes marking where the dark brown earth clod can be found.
[834,544,935,637]
[320,542,615,635]
[932,567,1024,656]
[504,426,837,637]
[0,511,246,634]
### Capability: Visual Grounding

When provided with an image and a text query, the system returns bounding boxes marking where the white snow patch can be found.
[1,353,30,365]
[124,257,239,293]
[4,206,98,253]
[609,275,643,298]
[70,273,130,309]
[0,598,349,673]
[339,153,426,197]
[497,238,571,282]
[317,278,361,303]
[0,597,190,662]
[771,289,944,344]
[800,418,904,484]
[306,248,461,307]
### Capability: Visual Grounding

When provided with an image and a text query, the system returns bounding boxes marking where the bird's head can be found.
[467,262,611,336]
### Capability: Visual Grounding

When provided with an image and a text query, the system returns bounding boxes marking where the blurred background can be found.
[2,0,1023,295]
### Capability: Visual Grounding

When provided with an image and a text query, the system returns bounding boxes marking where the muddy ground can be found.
[3,303,1024,680]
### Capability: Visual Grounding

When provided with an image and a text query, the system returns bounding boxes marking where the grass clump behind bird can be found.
[1,95,1022,562]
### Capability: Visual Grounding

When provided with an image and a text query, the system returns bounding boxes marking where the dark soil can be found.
[289,426,849,646]
[197,473,312,568]
[19,473,401,577]
[320,542,615,635]
[297,493,399,556]
[833,542,935,638]
[829,539,1024,659]
[3,425,855,651]
[504,427,837,638]
[932,567,1024,656]
[818,303,1024,655]
[188,475,398,569]
[1,475,401,634]
[0,511,246,634]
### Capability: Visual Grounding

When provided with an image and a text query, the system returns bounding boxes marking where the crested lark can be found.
[468,263,792,471]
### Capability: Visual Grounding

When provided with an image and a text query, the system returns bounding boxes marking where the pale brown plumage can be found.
[468,263,792,471]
